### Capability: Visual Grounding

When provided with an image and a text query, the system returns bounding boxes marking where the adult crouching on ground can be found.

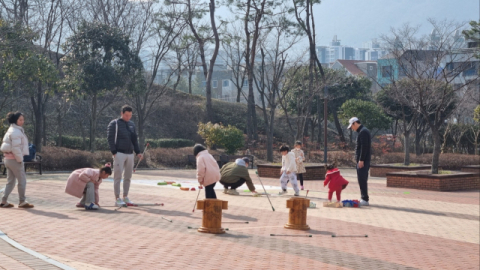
[348,117,371,206]
[220,157,257,195]
[107,105,143,207]
[0,112,34,208]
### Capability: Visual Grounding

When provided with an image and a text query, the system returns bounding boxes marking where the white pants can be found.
[280,172,299,193]
[113,152,134,198]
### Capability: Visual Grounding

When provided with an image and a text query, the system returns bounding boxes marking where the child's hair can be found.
[279,145,290,152]
[294,141,302,146]
[193,144,207,156]
[7,111,23,124]
[325,160,337,170]
[100,163,112,175]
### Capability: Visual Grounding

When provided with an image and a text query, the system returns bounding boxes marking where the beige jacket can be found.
[1,124,29,162]
[291,149,306,174]
[196,150,221,186]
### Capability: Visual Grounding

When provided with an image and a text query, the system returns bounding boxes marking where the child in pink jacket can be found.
[194,144,221,199]
[65,163,112,210]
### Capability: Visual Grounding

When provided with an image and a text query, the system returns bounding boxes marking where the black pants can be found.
[356,161,370,202]
[205,182,217,199]
[297,174,304,186]
[220,178,246,190]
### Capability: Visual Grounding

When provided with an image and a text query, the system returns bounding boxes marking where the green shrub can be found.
[54,136,194,150]
[54,136,109,151]
[198,122,244,154]
[145,138,195,148]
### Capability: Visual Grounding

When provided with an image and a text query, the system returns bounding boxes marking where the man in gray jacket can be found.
[107,105,142,206]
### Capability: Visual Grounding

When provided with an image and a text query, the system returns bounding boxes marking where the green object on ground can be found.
[244,190,250,192]
[172,183,181,187]
[403,191,410,194]
[157,182,167,185]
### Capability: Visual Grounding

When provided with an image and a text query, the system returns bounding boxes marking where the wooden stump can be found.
[196,199,228,234]
[284,197,310,230]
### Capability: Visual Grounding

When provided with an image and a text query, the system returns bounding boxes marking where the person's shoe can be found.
[76,202,85,208]
[359,199,369,206]
[278,190,287,195]
[294,192,300,196]
[227,189,239,195]
[123,197,135,206]
[84,203,99,210]
[301,185,304,190]
[223,188,229,194]
[0,202,14,208]
[18,202,34,208]
[115,198,126,206]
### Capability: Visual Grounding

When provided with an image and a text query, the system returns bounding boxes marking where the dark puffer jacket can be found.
[107,118,141,155]
[355,125,371,163]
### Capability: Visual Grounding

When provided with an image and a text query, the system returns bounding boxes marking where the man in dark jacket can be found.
[348,117,371,206]
[220,157,257,195]
[107,105,142,206]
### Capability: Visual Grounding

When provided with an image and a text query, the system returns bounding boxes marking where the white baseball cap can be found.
[347,117,359,129]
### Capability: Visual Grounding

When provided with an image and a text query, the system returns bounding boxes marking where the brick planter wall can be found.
[370,164,433,177]
[386,170,480,191]
[257,164,326,180]
[461,165,480,175]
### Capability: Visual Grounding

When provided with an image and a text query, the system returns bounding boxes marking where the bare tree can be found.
[381,19,479,173]
[254,9,302,161]
[220,21,247,102]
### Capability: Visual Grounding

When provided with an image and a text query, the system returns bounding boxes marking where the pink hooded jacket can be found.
[196,150,221,186]
[65,168,103,204]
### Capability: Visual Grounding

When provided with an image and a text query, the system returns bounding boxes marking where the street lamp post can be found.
[323,85,328,165]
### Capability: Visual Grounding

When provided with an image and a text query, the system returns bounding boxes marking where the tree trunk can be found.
[89,94,97,153]
[57,107,63,147]
[431,127,441,174]
[332,110,346,143]
[266,127,273,162]
[188,72,192,94]
[31,82,43,152]
[137,114,146,151]
[403,130,410,165]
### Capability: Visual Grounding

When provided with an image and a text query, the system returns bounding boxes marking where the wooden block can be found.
[222,200,228,210]
[286,200,293,208]
[197,200,204,210]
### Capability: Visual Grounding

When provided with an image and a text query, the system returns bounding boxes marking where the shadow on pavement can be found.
[27,209,77,220]
[370,204,479,221]
[222,213,258,222]
[214,233,250,239]
[308,229,335,235]
[141,208,202,220]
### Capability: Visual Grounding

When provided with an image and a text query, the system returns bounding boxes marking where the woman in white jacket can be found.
[0,112,34,208]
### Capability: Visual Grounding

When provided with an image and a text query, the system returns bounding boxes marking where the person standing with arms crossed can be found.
[107,105,143,206]
[348,117,371,206]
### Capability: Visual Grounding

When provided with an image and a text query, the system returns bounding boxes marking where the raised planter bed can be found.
[257,163,326,180]
[386,170,480,191]
[371,164,435,177]
[461,165,480,175]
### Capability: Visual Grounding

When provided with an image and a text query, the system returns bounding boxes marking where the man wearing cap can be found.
[219,157,257,195]
[348,117,371,206]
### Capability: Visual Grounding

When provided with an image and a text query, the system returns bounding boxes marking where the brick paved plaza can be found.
[0,169,479,269]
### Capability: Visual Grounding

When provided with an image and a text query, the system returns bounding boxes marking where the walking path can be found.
[0,169,478,269]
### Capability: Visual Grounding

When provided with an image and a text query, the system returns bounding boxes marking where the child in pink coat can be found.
[194,144,221,199]
[65,163,112,210]
[324,163,349,202]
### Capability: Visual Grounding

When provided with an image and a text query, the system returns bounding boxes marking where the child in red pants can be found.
[324,163,349,202]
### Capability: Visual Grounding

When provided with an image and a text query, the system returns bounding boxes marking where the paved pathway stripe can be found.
[0,230,74,270]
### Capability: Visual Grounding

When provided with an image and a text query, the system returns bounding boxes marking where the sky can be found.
[311,0,479,48]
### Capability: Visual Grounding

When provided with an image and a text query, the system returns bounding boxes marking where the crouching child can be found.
[65,163,112,210]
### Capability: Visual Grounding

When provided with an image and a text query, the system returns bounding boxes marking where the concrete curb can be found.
[0,229,75,270]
